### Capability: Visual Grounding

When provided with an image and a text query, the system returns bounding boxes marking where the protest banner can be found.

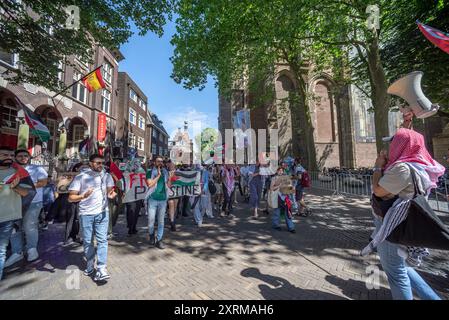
[168,171,201,198]
[121,172,148,203]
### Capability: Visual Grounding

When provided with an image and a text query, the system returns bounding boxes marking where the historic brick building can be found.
[147,112,169,159]
[0,45,124,160]
[218,64,403,169]
[169,122,194,164]
[117,72,149,158]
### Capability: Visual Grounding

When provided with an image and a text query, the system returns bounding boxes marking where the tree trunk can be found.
[290,64,318,171]
[366,38,390,153]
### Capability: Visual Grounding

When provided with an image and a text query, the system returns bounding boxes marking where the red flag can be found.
[109,161,124,181]
[5,163,30,184]
[417,21,449,55]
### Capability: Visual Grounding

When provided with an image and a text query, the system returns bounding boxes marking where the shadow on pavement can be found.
[241,267,347,300]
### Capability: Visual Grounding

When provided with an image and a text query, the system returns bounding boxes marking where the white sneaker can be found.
[4,253,24,268]
[27,248,39,262]
[94,268,111,281]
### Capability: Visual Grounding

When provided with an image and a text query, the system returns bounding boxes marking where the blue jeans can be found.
[193,192,213,224]
[272,207,295,231]
[0,220,15,280]
[148,199,167,241]
[10,202,42,254]
[80,212,109,270]
[249,178,263,209]
[374,218,441,300]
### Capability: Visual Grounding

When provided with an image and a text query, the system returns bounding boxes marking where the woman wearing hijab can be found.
[371,128,445,300]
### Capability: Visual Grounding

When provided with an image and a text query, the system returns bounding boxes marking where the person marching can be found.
[6,149,47,266]
[145,157,173,249]
[68,154,116,282]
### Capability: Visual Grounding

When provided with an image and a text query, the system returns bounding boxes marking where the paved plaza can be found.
[1,189,448,300]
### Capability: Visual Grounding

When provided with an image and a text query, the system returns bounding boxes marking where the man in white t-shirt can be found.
[5,149,47,267]
[69,154,116,282]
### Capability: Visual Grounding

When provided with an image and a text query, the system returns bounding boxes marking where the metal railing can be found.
[310,171,449,214]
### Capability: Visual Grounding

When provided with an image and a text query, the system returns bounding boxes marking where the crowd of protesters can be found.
[1,140,449,301]
[0,149,312,283]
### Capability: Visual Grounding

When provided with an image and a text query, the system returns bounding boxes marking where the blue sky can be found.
[118,21,218,141]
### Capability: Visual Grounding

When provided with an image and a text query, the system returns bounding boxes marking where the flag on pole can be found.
[16,98,50,143]
[417,21,449,55]
[82,67,106,92]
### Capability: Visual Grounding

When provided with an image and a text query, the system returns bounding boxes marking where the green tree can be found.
[171,0,449,168]
[310,0,449,151]
[171,0,340,170]
[195,127,219,160]
[381,0,449,117]
[0,0,173,90]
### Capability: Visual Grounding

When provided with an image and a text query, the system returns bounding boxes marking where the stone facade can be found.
[169,122,194,164]
[218,64,404,169]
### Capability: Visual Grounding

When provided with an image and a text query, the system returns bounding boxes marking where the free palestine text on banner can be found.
[121,172,148,203]
[169,171,201,198]
[121,171,202,202]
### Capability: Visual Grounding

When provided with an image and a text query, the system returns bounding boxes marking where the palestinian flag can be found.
[417,21,449,55]
[82,67,106,92]
[3,162,37,214]
[16,98,50,142]
[170,171,199,187]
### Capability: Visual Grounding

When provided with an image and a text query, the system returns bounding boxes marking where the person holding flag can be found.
[0,146,35,280]
[5,149,48,267]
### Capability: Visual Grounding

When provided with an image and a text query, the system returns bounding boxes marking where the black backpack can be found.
[208,180,217,195]
[386,164,449,250]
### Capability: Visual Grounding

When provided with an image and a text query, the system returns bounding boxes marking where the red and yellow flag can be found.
[82,68,106,92]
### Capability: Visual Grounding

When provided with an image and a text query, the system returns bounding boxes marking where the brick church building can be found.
[218,63,404,169]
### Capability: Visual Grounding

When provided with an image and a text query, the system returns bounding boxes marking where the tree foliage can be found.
[171,0,449,164]
[381,0,449,115]
[0,0,173,90]
[195,127,218,155]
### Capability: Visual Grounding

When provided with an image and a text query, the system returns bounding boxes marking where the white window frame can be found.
[72,72,87,104]
[0,50,19,69]
[129,89,138,103]
[101,89,111,115]
[1,104,19,130]
[128,133,136,147]
[75,54,89,70]
[129,108,136,125]
[137,136,145,151]
[102,61,113,84]
[138,115,145,130]
[139,99,146,111]
[57,60,64,82]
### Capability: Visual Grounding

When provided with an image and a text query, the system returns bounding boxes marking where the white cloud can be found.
[160,107,218,141]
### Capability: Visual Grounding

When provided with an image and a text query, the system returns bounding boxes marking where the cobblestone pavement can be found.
[0,189,448,300]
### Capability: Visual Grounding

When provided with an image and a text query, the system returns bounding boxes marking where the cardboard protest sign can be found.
[121,172,148,203]
[168,171,201,198]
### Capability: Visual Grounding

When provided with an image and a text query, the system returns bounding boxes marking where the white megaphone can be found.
[387,71,439,119]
